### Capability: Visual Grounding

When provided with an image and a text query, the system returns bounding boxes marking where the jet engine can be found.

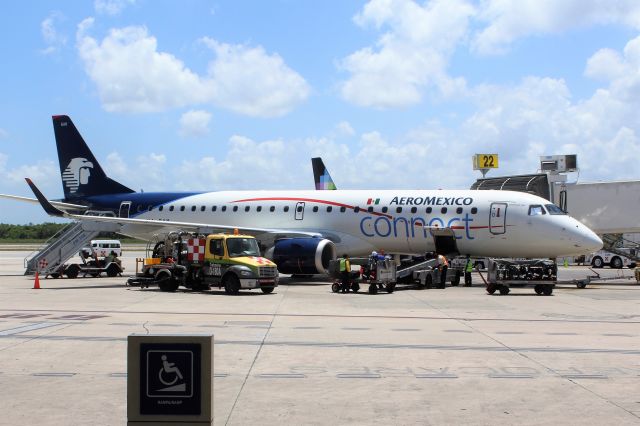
[266,238,336,275]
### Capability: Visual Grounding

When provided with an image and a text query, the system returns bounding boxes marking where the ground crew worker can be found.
[438,254,449,287]
[339,254,351,293]
[464,256,473,287]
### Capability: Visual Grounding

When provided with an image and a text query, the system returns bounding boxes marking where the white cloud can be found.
[76,22,309,117]
[94,0,135,15]
[40,11,67,55]
[179,110,212,138]
[473,0,640,55]
[0,128,8,139]
[339,0,474,108]
[3,160,58,187]
[335,121,355,137]
[200,38,310,117]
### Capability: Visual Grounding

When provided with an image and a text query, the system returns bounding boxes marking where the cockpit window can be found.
[528,205,546,216]
[545,204,565,215]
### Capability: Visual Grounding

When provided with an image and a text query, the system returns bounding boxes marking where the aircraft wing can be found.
[0,193,88,212]
[25,178,320,239]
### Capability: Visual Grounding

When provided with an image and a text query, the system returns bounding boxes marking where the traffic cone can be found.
[33,272,40,289]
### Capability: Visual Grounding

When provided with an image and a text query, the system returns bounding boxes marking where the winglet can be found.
[25,178,65,217]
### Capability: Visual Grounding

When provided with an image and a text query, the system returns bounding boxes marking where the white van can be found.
[585,249,637,269]
[90,240,122,258]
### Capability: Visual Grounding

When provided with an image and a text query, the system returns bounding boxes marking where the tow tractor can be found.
[45,242,124,278]
[127,231,278,294]
[329,256,397,294]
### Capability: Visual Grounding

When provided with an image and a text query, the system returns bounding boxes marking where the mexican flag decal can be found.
[366,198,380,205]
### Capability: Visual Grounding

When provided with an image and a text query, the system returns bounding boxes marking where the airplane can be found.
[3,115,603,276]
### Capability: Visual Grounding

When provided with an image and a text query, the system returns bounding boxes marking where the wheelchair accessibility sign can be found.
[147,350,193,397]
[139,342,202,416]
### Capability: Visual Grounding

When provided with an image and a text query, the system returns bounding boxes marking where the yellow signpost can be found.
[473,154,499,178]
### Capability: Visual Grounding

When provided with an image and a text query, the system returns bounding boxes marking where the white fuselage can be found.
[120,189,602,258]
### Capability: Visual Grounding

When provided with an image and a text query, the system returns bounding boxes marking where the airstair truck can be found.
[128,232,278,294]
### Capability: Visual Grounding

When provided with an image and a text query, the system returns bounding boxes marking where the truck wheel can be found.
[65,265,79,279]
[451,271,461,286]
[223,275,241,295]
[610,257,623,269]
[591,257,604,268]
[368,283,378,294]
[499,286,510,295]
[542,286,553,296]
[425,274,433,289]
[486,284,497,294]
[156,271,178,292]
[534,284,543,294]
[261,287,274,294]
[351,283,360,292]
[386,283,395,293]
[106,264,119,277]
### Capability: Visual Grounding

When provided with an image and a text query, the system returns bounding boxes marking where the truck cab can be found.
[200,234,279,294]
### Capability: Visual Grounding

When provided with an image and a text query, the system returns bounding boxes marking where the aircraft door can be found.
[119,201,132,218]
[489,203,507,235]
[295,202,305,220]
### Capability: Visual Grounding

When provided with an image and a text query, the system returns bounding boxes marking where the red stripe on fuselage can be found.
[231,197,393,218]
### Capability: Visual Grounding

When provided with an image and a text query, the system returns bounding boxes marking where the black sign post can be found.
[128,335,213,425]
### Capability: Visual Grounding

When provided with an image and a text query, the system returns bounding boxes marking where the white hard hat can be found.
[372,251,377,256]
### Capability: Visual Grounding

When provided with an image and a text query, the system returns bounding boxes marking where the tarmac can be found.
[0,250,639,425]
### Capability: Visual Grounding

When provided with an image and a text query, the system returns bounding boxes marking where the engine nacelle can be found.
[265,238,336,275]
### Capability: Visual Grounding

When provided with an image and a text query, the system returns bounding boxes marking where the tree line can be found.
[0,223,139,242]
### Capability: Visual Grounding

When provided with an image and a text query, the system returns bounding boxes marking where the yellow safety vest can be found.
[339,258,347,272]
[466,260,473,272]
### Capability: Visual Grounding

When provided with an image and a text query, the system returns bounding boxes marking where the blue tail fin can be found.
[311,157,337,190]
[53,115,133,200]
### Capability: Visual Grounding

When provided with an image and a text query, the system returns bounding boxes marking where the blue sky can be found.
[1,0,640,224]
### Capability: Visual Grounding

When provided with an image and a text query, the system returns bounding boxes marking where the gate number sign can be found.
[473,154,499,170]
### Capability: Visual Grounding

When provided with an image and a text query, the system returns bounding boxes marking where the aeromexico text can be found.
[389,196,474,206]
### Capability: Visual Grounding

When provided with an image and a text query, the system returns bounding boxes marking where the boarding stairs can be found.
[601,234,640,263]
[24,215,121,276]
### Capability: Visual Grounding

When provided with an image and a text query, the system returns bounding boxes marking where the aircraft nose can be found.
[572,223,603,254]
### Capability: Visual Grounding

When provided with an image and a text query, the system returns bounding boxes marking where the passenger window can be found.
[340,206,346,212]
[313,206,318,212]
[221,206,227,212]
[382,206,388,213]
[284,206,290,212]
[456,207,463,214]
[270,206,275,212]
[159,206,164,212]
[367,206,373,213]
[209,239,224,256]
[169,206,175,211]
[396,207,402,213]
[200,206,205,212]
[245,206,250,212]
[180,206,185,211]
[212,206,217,212]
[528,205,546,216]
[441,207,447,214]
[257,206,262,212]
[471,207,477,214]
[233,206,238,212]
[354,206,360,213]
[410,207,417,214]
[426,207,432,214]
[327,206,333,212]
[148,205,153,211]
[297,206,303,212]
[191,206,196,212]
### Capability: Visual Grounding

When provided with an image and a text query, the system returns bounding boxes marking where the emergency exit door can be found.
[489,203,507,235]
[295,202,305,220]
[119,201,131,218]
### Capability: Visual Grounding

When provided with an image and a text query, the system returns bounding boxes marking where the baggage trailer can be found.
[481,259,557,295]
[329,256,397,294]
